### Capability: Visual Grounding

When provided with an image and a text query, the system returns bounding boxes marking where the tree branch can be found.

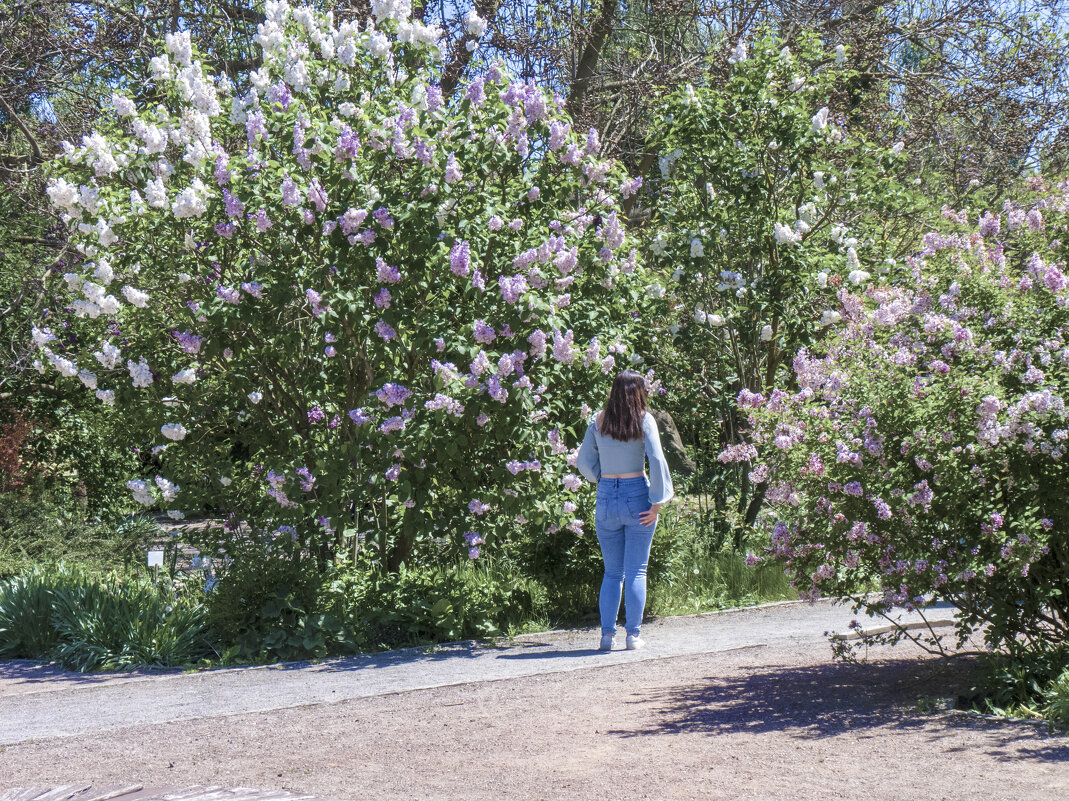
[567,0,618,112]
[439,0,502,97]
[0,93,44,165]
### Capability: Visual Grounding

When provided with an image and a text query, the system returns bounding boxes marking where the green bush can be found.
[0,563,211,671]
[327,556,543,650]
[205,545,346,663]
[205,545,543,661]
[1043,668,1069,727]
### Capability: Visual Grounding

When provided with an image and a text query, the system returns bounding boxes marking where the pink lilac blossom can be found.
[339,208,369,235]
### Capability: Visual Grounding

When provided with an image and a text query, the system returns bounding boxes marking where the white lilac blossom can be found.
[727,38,748,64]
[690,237,704,258]
[127,356,153,387]
[154,475,179,503]
[820,310,842,327]
[126,479,155,506]
[172,367,198,384]
[810,107,829,134]
[161,422,187,441]
[774,222,801,245]
[94,341,121,369]
[122,285,150,307]
[463,8,488,37]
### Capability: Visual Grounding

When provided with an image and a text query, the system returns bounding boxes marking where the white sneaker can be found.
[626,634,645,650]
[599,634,616,651]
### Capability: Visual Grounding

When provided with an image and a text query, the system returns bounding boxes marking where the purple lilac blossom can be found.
[377,257,402,283]
[217,285,241,304]
[249,207,272,232]
[376,382,411,406]
[450,240,471,277]
[281,175,300,207]
[473,320,496,344]
[445,152,462,183]
[223,189,244,219]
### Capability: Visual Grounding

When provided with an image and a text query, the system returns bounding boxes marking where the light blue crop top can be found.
[576,410,674,505]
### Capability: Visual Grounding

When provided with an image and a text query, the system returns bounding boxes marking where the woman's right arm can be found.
[576,419,601,483]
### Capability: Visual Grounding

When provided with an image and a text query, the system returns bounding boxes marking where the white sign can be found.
[147,549,165,567]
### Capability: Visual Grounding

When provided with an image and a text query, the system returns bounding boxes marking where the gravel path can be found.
[2,599,1066,800]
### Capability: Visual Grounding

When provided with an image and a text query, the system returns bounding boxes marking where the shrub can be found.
[642,28,924,543]
[739,175,1069,654]
[204,542,340,661]
[326,556,541,648]
[34,2,651,572]
[0,482,157,578]
[0,567,61,658]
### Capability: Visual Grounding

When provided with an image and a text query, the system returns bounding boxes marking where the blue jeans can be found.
[595,476,657,637]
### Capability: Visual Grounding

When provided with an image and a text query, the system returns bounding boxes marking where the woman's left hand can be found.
[639,504,661,526]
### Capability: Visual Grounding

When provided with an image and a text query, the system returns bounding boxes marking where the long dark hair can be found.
[601,370,647,441]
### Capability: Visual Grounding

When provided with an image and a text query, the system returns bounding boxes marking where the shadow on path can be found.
[607,656,1069,763]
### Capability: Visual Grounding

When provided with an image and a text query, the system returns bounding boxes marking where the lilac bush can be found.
[35,1,649,570]
[735,175,1069,652]
[643,29,922,540]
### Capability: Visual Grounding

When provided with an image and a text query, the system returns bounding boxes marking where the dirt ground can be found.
[3,641,1066,800]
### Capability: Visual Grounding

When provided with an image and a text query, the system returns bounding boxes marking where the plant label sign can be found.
[147,549,165,567]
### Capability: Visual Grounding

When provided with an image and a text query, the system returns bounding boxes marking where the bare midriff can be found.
[602,471,644,478]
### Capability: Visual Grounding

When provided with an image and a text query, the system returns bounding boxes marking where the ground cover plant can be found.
[0,563,211,671]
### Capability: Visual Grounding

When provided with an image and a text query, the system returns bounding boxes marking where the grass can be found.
[647,549,795,617]
[0,484,157,579]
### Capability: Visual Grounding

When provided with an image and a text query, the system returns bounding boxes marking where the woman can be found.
[577,370,673,651]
